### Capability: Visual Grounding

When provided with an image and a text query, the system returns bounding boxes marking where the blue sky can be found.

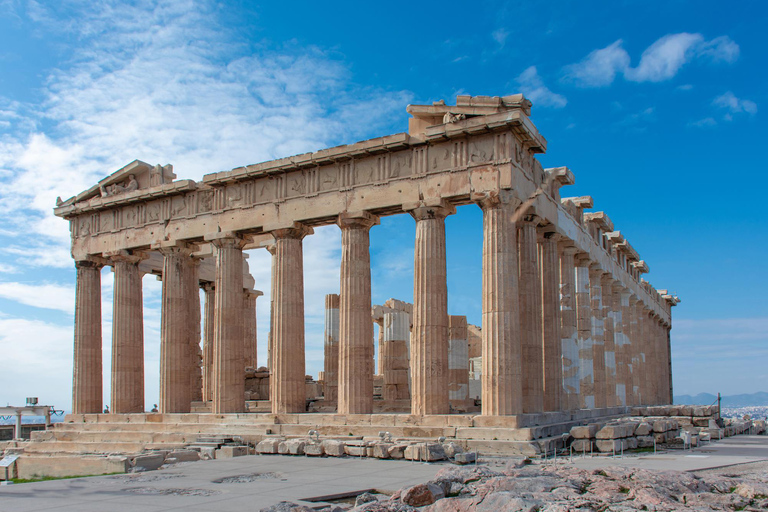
[0,0,765,410]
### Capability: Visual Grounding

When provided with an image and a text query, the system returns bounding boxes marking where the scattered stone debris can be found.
[109,472,186,483]
[123,487,221,496]
[212,472,284,483]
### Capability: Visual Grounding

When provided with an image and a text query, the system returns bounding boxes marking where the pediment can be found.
[56,160,176,207]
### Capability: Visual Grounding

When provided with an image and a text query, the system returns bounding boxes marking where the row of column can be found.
[73,194,671,416]
[71,238,260,415]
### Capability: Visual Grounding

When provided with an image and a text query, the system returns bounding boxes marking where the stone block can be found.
[256,438,280,454]
[279,439,305,455]
[388,444,407,459]
[596,425,631,439]
[216,446,248,458]
[570,439,594,452]
[678,405,693,416]
[634,422,652,436]
[693,406,707,417]
[596,439,627,453]
[625,437,638,450]
[304,443,324,456]
[570,424,598,439]
[197,447,216,460]
[442,442,463,458]
[636,435,655,448]
[371,443,392,459]
[345,445,367,457]
[132,453,164,471]
[404,444,421,460]
[321,439,346,457]
[652,420,668,433]
[165,450,200,463]
[454,451,477,465]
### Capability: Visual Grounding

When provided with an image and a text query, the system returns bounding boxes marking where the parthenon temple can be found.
[53,94,679,449]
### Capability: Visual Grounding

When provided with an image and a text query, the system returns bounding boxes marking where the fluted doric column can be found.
[410,203,454,415]
[383,309,411,401]
[518,214,543,413]
[627,297,641,405]
[589,264,606,409]
[323,294,340,403]
[575,255,594,409]
[632,299,645,405]
[209,234,246,413]
[109,251,146,413]
[158,242,195,413]
[478,192,522,416]
[614,285,629,407]
[73,260,103,414]
[337,211,378,415]
[601,275,617,407]
[559,245,579,411]
[648,313,661,405]
[201,282,215,402]
[540,230,562,412]
[266,244,276,376]
[448,315,469,408]
[186,257,202,403]
[243,289,261,370]
[270,225,312,414]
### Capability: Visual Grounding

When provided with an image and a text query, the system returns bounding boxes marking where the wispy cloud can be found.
[713,91,758,118]
[688,117,717,129]
[492,28,510,49]
[515,66,567,108]
[0,282,75,314]
[564,33,739,87]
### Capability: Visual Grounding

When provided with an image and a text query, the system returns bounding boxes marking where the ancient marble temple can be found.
[54,94,679,418]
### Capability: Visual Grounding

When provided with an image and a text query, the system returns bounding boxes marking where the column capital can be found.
[152,239,197,256]
[517,210,541,225]
[105,249,148,265]
[205,231,248,250]
[537,227,560,242]
[337,211,380,230]
[600,273,616,285]
[472,190,521,211]
[269,223,313,240]
[200,281,215,292]
[574,253,592,267]
[406,200,456,221]
[588,262,605,276]
[265,243,276,256]
[75,258,105,270]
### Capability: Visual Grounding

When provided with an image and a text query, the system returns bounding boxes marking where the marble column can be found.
[158,243,194,413]
[448,315,469,409]
[270,225,312,414]
[376,323,385,377]
[72,260,103,415]
[201,283,215,402]
[628,297,641,405]
[665,324,673,404]
[337,212,378,415]
[110,251,145,414]
[633,300,646,405]
[383,309,411,401]
[243,289,260,370]
[478,192,522,416]
[210,234,246,413]
[266,244,276,376]
[410,203,453,415]
[186,257,202,403]
[559,245,579,411]
[601,275,617,407]
[589,265,606,409]
[575,256,594,409]
[614,286,629,407]
[323,294,340,403]
[519,214,543,413]
[540,231,562,412]
[649,314,661,405]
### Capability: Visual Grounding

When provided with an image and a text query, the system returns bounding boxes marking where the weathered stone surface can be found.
[388,444,407,459]
[278,439,305,455]
[303,443,324,456]
[634,422,652,436]
[595,439,628,452]
[132,453,164,471]
[442,442,463,458]
[258,502,314,512]
[404,443,447,462]
[372,443,392,459]
[165,449,200,463]
[256,438,281,454]
[569,424,598,439]
[322,439,346,457]
[570,439,594,452]
[402,483,438,507]
[636,435,655,448]
[453,452,477,465]
[216,445,248,458]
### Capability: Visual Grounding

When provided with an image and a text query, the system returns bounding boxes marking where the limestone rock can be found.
[132,453,164,471]
[372,443,392,459]
[216,445,248,458]
[442,442,463,458]
[322,439,346,457]
[259,502,314,512]
[388,444,407,459]
[402,483,438,507]
[355,492,379,507]
[569,424,597,439]
[634,422,652,436]
[278,439,305,455]
[304,443,324,456]
[453,451,477,465]
[256,438,281,454]
[165,449,200,463]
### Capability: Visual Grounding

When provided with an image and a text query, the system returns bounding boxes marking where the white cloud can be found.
[625,33,704,82]
[492,28,510,49]
[564,40,630,87]
[688,117,717,128]
[0,281,75,313]
[564,33,740,87]
[713,91,758,116]
[515,66,567,108]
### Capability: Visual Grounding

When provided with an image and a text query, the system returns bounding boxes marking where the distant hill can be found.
[674,392,768,407]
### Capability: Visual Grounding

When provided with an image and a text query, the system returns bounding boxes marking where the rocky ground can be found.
[262,459,768,512]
